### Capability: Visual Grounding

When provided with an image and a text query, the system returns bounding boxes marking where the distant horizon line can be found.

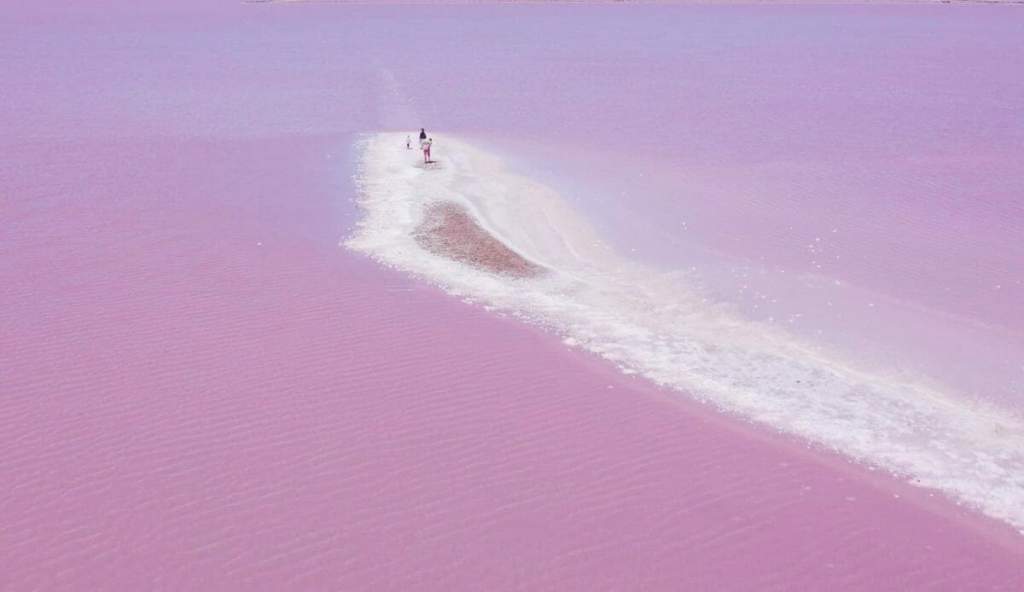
[245,0,1023,6]
[244,0,1024,6]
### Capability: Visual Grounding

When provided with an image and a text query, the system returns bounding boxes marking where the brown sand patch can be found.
[414,202,544,278]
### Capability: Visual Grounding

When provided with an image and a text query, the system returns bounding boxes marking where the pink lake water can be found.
[3,2,1024,590]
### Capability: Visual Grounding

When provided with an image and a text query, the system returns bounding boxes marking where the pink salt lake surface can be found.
[3,2,1024,590]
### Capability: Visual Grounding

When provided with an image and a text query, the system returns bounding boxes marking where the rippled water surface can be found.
[3,3,1024,588]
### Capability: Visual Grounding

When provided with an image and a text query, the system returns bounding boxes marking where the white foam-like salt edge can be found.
[346,132,1024,533]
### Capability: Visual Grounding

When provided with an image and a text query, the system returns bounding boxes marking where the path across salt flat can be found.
[348,132,1024,535]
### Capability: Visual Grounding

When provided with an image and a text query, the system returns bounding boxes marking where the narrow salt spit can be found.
[346,132,1024,533]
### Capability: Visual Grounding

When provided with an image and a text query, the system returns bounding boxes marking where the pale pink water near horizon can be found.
[3,2,1024,590]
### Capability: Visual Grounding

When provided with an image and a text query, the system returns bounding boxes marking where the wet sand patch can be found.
[414,201,543,278]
